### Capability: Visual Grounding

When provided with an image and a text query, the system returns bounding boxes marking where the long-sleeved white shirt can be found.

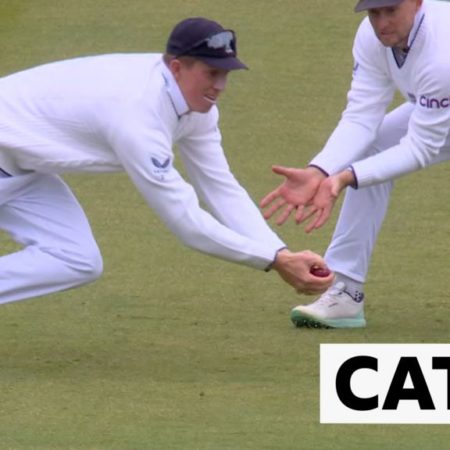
[0,54,285,269]
[309,0,450,187]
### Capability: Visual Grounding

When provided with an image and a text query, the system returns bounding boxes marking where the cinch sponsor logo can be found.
[320,344,450,424]
[419,95,450,109]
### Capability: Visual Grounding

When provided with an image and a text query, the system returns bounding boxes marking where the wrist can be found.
[338,167,357,189]
[347,166,358,189]
[265,247,289,272]
[307,164,329,178]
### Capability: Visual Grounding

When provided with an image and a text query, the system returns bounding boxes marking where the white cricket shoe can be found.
[290,282,366,329]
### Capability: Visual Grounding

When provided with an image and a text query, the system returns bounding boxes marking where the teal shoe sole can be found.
[290,310,366,329]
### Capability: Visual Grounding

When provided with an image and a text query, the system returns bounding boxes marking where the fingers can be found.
[260,166,294,208]
[295,276,334,295]
[262,197,286,219]
[261,191,299,225]
[298,269,335,294]
[271,165,292,176]
[294,205,305,223]
[260,166,292,209]
[304,207,331,233]
[275,204,296,226]
[260,188,280,209]
[312,208,331,230]
[295,204,317,224]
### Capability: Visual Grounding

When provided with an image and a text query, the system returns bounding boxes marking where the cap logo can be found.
[207,31,234,54]
[166,18,247,70]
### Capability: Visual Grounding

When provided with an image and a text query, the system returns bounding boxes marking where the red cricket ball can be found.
[310,266,331,278]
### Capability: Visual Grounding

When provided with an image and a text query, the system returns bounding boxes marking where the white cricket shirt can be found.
[0,54,285,269]
[310,0,450,187]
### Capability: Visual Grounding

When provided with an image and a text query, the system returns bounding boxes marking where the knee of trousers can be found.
[74,248,104,283]
[44,244,104,285]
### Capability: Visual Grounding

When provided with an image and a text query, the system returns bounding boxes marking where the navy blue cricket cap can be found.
[355,0,404,12]
[166,17,248,70]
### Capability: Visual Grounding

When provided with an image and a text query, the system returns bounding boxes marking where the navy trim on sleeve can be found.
[307,164,329,177]
[264,246,288,272]
[348,165,358,189]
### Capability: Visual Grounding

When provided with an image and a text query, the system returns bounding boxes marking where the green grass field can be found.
[1,1,450,449]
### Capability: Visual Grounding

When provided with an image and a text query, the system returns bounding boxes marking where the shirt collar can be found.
[407,2,425,48]
[161,59,190,118]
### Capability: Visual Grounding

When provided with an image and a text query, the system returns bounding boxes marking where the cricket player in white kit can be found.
[261,0,450,327]
[0,17,334,306]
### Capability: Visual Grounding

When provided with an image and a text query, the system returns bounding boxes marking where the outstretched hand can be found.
[260,166,327,225]
[299,169,356,232]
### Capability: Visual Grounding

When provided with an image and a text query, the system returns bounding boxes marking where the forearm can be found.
[351,143,421,188]
[166,206,284,270]
[309,122,376,175]
[179,133,286,249]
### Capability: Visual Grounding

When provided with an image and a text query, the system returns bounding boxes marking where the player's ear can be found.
[168,58,182,80]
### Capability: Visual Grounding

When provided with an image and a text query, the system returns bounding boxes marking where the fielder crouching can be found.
[0,17,333,305]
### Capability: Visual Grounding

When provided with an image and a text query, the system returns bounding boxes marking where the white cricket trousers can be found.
[0,173,103,304]
[325,102,450,282]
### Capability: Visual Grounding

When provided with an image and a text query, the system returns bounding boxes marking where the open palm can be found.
[260,165,326,225]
